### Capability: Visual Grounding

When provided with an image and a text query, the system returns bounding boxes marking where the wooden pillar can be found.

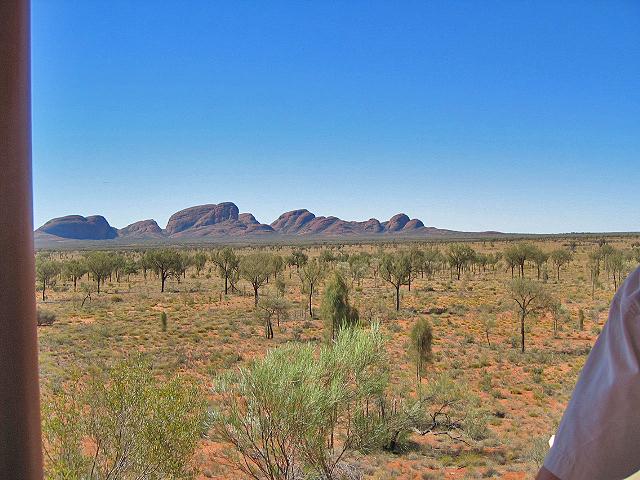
[0,0,44,478]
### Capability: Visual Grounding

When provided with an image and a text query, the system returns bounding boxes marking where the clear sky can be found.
[31,1,639,233]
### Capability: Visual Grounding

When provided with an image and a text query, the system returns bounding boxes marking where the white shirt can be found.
[544,266,640,479]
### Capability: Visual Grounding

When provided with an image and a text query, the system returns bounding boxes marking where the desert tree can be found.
[122,258,139,282]
[474,252,489,274]
[550,249,572,281]
[319,248,337,265]
[36,256,61,301]
[504,243,535,278]
[111,254,126,282]
[298,258,325,317]
[269,254,285,281]
[529,246,549,280]
[275,276,286,297]
[286,249,308,274]
[61,258,87,292]
[80,282,94,307]
[42,357,206,479]
[606,248,627,290]
[588,250,602,299]
[446,244,476,280]
[211,247,239,295]
[508,278,555,352]
[380,251,411,311]
[551,303,570,338]
[479,305,496,347]
[422,246,442,279]
[257,295,290,339]
[193,251,207,276]
[84,252,114,294]
[146,249,183,292]
[632,245,640,265]
[409,317,433,383]
[504,249,518,278]
[239,252,273,307]
[176,252,192,280]
[139,251,153,280]
[486,252,502,273]
[407,247,424,290]
[321,271,359,341]
[348,252,370,287]
[370,254,383,287]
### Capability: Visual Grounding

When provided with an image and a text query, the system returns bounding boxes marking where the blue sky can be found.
[32,1,639,233]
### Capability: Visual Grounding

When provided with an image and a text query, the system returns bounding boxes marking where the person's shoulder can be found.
[619,266,640,315]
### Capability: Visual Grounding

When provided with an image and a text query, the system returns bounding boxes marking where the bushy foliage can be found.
[321,271,359,341]
[42,357,207,480]
[210,325,388,479]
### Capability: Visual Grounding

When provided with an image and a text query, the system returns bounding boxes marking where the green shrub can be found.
[42,357,207,479]
[210,325,389,478]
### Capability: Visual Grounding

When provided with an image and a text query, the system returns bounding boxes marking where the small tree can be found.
[146,249,183,292]
[321,271,359,341]
[287,249,308,273]
[42,357,206,479]
[380,252,411,310]
[62,258,87,292]
[257,295,290,339]
[36,256,61,301]
[193,251,207,276]
[211,247,239,295]
[606,249,626,290]
[504,243,535,278]
[298,258,325,316]
[508,278,555,352]
[550,249,572,281]
[85,252,114,294]
[479,307,496,347]
[447,244,476,280]
[409,318,433,383]
[529,246,549,280]
[240,252,273,307]
[122,258,139,282]
[348,252,370,287]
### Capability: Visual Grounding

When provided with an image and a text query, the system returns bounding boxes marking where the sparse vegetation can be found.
[34,236,640,478]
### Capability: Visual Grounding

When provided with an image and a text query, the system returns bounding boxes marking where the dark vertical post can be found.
[0,0,44,478]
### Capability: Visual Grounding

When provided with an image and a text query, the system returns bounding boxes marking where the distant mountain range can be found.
[34,202,504,246]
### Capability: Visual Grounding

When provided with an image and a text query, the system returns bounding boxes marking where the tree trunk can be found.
[161,274,165,293]
[395,285,400,311]
[41,283,45,302]
[521,311,526,353]
[97,278,100,294]
[224,275,228,295]
[254,285,259,307]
